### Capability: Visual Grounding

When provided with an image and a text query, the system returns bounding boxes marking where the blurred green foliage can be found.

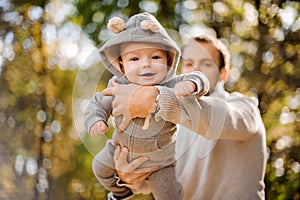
[0,0,299,200]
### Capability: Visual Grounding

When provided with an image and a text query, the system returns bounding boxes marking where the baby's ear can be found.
[167,51,177,69]
[118,60,125,73]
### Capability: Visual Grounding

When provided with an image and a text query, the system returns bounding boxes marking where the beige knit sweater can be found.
[121,83,267,199]
[158,82,267,200]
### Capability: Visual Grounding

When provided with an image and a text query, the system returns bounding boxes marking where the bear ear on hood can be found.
[107,17,126,34]
[140,20,161,32]
[108,15,162,34]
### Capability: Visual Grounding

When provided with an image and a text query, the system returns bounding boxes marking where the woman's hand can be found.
[103,82,159,131]
[113,146,157,184]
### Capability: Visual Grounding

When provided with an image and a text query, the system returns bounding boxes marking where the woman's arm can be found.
[103,83,263,141]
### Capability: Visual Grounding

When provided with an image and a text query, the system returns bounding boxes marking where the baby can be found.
[84,13,209,200]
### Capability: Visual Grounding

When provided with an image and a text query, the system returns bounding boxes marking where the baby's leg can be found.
[148,165,183,200]
[93,141,133,198]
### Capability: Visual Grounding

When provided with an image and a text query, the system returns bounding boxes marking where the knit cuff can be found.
[108,191,134,200]
[154,86,181,124]
[183,71,209,97]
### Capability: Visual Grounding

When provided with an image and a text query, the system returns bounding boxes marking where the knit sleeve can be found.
[216,92,265,141]
[164,72,210,97]
[154,87,264,141]
[154,86,182,124]
[84,92,113,133]
[181,71,210,97]
[186,94,264,141]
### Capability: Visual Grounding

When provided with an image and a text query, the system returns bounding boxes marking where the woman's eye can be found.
[203,62,213,67]
[183,62,193,67]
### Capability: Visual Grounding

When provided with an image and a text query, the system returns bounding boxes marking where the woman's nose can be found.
[194,64,203,72]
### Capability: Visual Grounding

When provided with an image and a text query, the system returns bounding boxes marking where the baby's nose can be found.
[142,58,151,68]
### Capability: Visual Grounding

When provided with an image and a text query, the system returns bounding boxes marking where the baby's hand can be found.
[90,121,108,136]
[174,81,196,99]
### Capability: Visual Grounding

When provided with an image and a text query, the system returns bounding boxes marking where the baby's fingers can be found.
[90,125,102,136]
[102,87,114,96]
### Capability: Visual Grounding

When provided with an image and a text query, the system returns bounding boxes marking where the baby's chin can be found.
[132,79,161,86]
[136,82,156,86]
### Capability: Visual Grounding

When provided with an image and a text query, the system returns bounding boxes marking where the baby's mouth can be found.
[140,73,155,77]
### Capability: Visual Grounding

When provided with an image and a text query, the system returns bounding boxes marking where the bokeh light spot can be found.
[50,120,61,134]
[28,6,43,21]
[26,157,38,175]
[42,130,53,142]
[139,1,159,13]
[14,155,25,175]
[37,110,47,123]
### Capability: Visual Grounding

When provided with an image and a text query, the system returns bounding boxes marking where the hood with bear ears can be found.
[99,12,181,84]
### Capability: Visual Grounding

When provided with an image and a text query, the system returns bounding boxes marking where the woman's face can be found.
[181,39,223,94]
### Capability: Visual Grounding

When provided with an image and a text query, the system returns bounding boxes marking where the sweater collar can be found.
[210,82,227,99]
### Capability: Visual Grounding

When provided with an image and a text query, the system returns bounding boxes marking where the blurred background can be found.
[0,0,299,199]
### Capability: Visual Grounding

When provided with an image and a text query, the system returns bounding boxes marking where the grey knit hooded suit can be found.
[84,12,209,200]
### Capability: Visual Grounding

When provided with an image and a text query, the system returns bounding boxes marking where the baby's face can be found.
[120,42,168,86]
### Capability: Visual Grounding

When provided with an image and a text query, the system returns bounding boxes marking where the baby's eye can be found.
[130,57,139,61]
[152,55,161,59]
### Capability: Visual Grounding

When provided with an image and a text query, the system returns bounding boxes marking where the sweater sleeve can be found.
[155,87,264,141]
[84,92,113,133]
[215,92,264,141]
[182,71,210,97]
[164,71,210,97]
